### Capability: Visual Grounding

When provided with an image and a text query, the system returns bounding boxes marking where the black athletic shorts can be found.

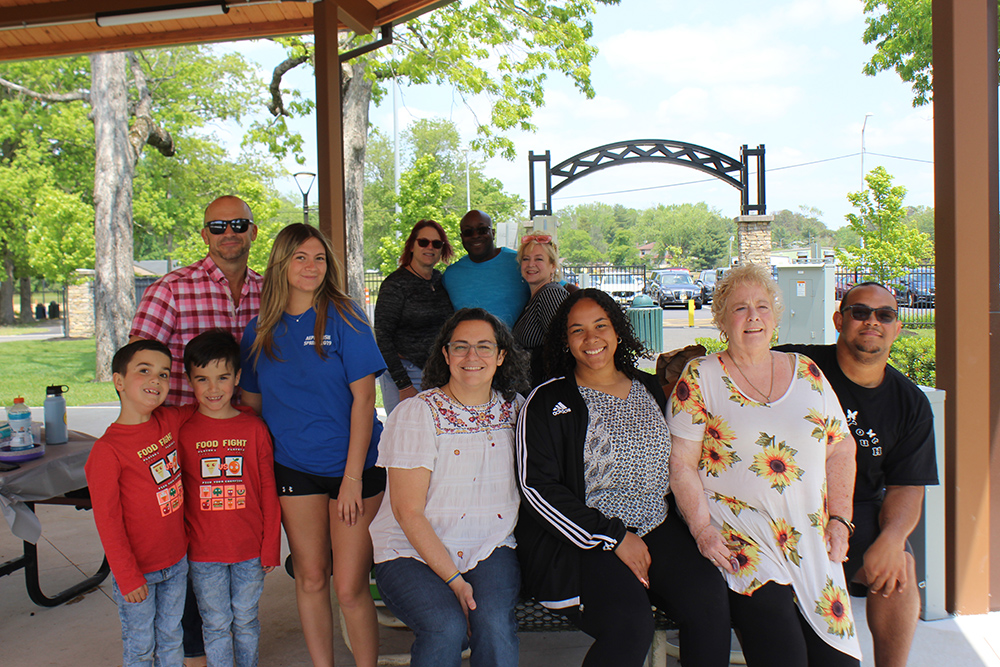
[274,462,386,499]
[844,499,914,597]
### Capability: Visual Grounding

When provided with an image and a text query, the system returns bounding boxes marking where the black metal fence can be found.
[361,265,650,300]
[835,264,935,329]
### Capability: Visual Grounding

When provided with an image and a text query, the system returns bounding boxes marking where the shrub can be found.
[889,334,936,387]
[695,337,726,354]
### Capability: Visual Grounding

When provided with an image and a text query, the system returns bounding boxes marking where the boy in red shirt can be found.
[86,340,197,666]
[179,331,280,667]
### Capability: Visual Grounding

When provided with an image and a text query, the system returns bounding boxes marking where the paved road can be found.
[0,322,65,343]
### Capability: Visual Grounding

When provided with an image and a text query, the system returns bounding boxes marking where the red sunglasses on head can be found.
[521,234,552,245]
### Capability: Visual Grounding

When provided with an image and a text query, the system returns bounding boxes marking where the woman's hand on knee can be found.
[337,479,364,526]
[614,531,651,588]
[449,576,476,633]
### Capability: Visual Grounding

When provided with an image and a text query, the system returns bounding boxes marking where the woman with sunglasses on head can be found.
[239,223,386,667]
[513,234,569,387]
[666,263,862,666]
[369,308,529,667]
[374,220,456,414]
[516,288,731,667]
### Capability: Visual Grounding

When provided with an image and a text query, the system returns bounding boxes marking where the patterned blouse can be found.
[579,379,671,537]
[369,387,523,573]
[666,353,862,660]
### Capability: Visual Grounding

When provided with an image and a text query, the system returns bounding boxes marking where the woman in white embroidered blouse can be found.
[368,308,529,667]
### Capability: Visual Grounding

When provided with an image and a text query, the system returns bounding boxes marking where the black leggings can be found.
[563,508,732,667]
[729,582,860,667]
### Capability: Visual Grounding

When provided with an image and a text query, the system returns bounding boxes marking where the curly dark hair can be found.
[543,288,647,380]
[422,308,530,402]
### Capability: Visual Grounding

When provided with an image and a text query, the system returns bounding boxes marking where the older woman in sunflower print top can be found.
[666,264,861,667]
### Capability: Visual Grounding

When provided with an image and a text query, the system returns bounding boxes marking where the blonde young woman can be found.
[240,224,386,667]
[512,234,569,386]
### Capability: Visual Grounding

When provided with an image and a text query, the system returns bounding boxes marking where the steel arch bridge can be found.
[528,140,765,218]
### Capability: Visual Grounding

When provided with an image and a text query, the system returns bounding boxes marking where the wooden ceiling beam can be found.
[0,17,312,62]
[335,0,377,34]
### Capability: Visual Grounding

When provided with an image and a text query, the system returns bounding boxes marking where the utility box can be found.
[775,264,836,345]
[911,387,947,620]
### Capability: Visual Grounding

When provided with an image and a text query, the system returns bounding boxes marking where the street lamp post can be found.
[463,148,471,211]
[293,172,316,225]
[861,112,874,190]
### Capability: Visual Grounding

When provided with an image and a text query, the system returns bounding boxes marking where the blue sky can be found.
[226,0,935,230]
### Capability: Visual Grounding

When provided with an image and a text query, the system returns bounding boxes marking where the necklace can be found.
[728,351,775,403]
[288,307,311,323]
[406,264,435,290]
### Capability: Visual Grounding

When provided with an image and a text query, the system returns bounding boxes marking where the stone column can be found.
[67,270,96,338]
[735,215,774,266]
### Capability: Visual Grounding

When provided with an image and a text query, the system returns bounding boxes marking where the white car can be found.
[599,274,644,307]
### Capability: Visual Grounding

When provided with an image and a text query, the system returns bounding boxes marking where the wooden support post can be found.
[313,0,347,265]
[932,0,998,613]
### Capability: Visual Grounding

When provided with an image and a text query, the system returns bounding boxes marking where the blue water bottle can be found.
[44,385,68,445]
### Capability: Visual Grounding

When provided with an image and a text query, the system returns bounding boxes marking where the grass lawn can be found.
[0,338,119,407]
[1,337,386,409]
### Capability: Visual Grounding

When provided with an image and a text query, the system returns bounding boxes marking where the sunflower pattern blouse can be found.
[666,353,861,660]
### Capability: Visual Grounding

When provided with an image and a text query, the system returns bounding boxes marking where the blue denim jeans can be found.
[375,546,519,667]
[111,555,188,667]
[378,358,423,415]
[188,558,266,667]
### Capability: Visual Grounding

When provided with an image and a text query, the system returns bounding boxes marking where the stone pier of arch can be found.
[735,214,774,266]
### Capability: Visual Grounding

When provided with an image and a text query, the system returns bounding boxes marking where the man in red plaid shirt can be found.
[130,195,262,408]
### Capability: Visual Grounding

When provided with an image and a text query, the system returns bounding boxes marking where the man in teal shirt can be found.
[443,210,529,328]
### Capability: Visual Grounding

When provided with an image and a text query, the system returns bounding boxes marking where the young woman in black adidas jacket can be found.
[515,288,730,667]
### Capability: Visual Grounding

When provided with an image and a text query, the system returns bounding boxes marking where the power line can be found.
[866,151,934,164]
[554,150,933,201]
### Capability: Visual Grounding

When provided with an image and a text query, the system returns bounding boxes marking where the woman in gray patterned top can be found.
[375,220,456,414]
[515,288,731,667]
[512,234,569,386]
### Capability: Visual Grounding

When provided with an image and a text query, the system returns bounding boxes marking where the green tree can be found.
[363,118,524,270]
[559,227,602,265]
[0,48,285,376]
[377,155,460,274]
[904,204,934,242]
[266,0,617,296]
[862,0,999,107]
[836,166,932,284]
[770,207,834,248]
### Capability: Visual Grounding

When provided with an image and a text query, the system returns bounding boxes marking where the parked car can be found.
[897,269,935,308]
[697,269,718,303]
[646,269,703,309]
[599,273,645,307]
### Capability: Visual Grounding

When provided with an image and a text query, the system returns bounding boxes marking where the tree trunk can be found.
[341,61,373,302]
[90,52,136,382]
[18,276,32,323]
[0,245,14,325]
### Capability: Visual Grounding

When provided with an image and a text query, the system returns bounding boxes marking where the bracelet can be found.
[694,524,713,542]
[344,474,362,483]
[828,515,855,537]
[444,571,461,585]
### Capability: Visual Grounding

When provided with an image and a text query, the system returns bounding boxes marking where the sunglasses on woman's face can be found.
[415,238,444,249]
[841,303,898,324]
[204,218,253,235]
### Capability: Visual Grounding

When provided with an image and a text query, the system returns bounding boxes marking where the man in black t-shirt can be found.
[777,282,938,667]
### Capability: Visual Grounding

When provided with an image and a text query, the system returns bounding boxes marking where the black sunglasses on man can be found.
[204,218,253,235]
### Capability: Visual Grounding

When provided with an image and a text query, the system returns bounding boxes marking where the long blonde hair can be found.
[250,223,362,364]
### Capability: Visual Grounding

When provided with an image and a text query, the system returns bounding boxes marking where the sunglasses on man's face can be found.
[841,303,898,324]
[204,218,253,235]
[415,237,444,249]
